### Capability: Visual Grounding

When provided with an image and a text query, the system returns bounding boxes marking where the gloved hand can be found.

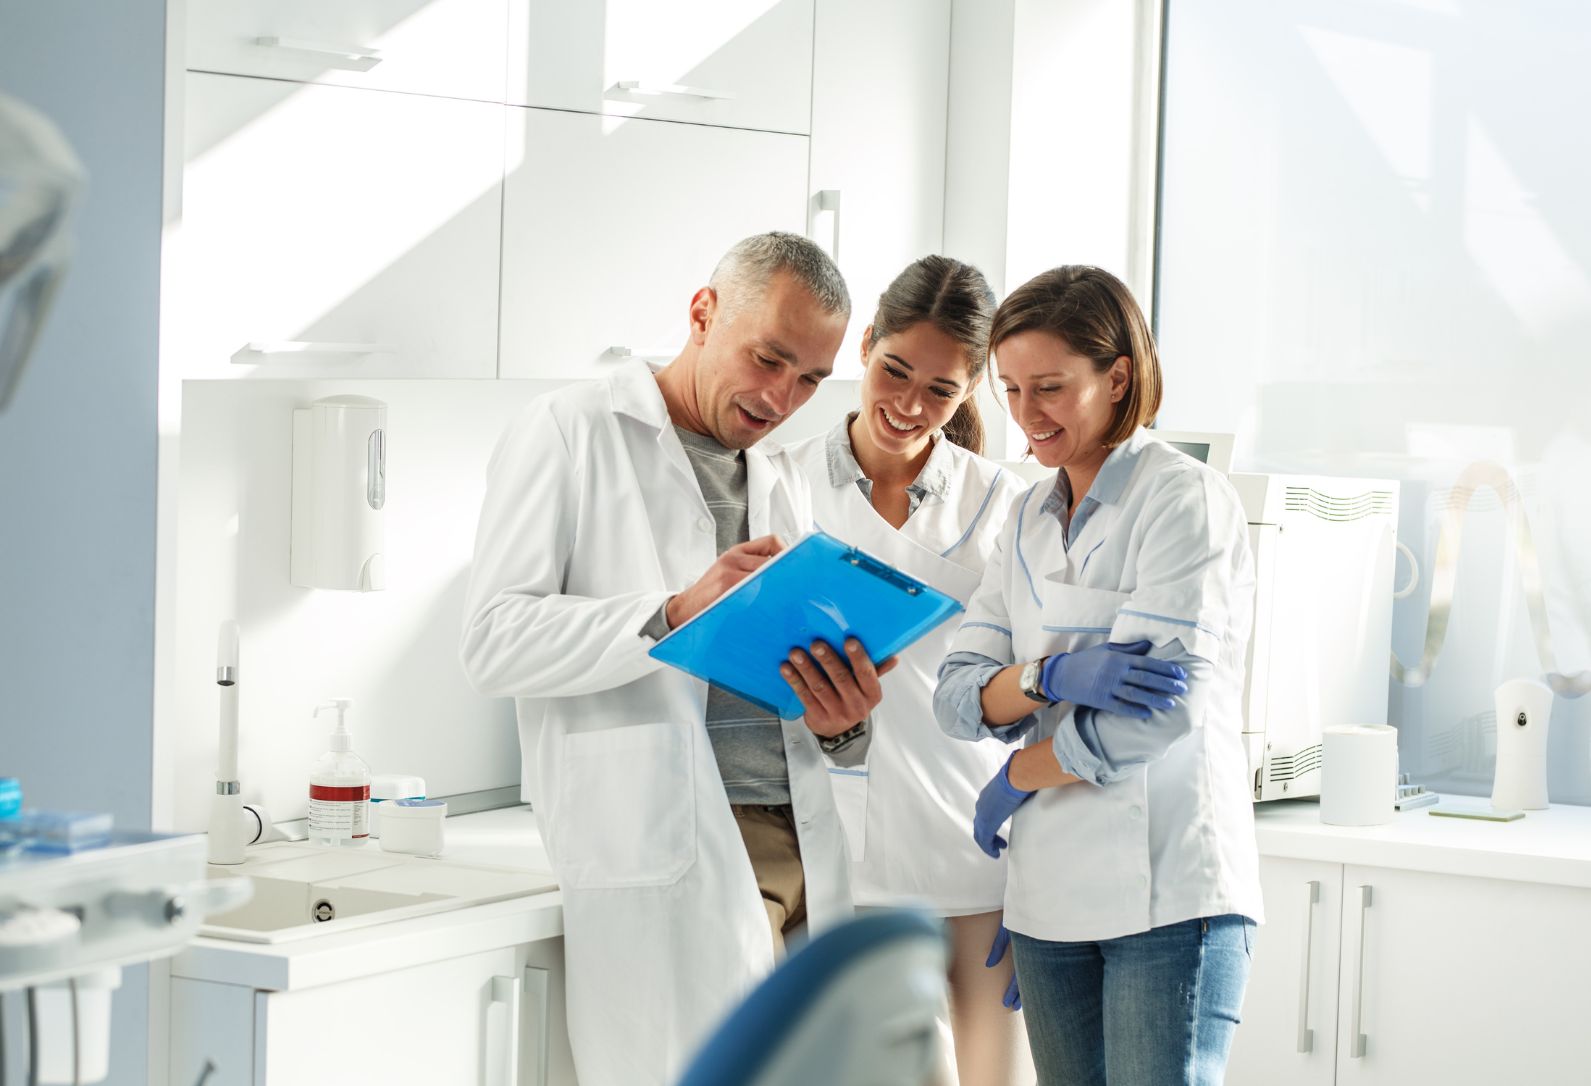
[1041,640,1188,718]
[973,754,1033,859]
[985,924,1021,1011]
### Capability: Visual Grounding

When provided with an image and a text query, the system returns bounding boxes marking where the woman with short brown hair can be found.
[934,266,1263,1086]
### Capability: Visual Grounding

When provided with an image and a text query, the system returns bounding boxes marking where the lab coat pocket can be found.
[556,722,696,890]
[1039,581,1130,656]
[826,767,869,863]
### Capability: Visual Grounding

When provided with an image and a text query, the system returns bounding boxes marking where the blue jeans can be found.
[1010,915,1256,1086]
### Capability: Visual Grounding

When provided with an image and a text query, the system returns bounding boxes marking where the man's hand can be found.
[780,637,898,738]
[665,535,785,629]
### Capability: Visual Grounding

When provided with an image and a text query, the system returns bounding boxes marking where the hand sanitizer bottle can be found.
[308,698,371,847]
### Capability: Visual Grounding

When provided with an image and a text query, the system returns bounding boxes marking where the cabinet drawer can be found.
[168,73,503,381]
[509,0,814,133]
[498,108,808,379]
[257,946,521,1083]
[187,0,510,103]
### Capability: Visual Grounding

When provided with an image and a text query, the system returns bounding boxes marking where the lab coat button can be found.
[799,817,811,827]
[1139,874,1150,887]
[696,517,713,533]
[1129,804,1143,819]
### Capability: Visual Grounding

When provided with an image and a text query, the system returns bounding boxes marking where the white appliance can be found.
[1491,677,1553,810]
[1230,471,1399,801]
[290,395,387,591]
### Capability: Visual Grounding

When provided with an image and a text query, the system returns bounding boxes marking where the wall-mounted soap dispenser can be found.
[291,395,387,591]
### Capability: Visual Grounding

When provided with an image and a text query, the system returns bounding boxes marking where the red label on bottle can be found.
[309,784,370,802]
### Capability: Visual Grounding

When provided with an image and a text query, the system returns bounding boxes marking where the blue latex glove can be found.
[985,924,1021,1011]
[1041,640,1188,719]
[973,754,1033,859]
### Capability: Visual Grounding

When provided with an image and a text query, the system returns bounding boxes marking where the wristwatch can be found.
[1019,657,1052,704]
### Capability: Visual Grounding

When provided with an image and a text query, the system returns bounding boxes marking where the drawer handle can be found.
[1350,884,1372,1059]
[484,974,521,1086]
[255,36,383,70]
[1296,880,1318,1053]
[238,341,394,358]
[609,80,736,102]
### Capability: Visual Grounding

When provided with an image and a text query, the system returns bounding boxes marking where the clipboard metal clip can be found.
[843,547,923,596]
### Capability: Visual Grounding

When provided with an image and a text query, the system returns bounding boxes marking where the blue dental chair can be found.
[676,909,948,1086]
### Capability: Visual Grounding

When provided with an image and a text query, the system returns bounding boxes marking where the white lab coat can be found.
[947,429,1264,941]
[790,428,1026,912]
[460,362,852,1086]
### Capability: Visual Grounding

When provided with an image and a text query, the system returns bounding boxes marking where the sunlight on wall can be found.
[165,73,505,389]
[1159,0,1591,801]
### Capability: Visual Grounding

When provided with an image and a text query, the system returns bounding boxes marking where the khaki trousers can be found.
[730,803,806,955]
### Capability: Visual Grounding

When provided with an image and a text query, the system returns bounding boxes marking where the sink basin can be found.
[201,842,558,944]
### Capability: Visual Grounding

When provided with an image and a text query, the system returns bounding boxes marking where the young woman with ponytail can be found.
[788,255,1032,1086]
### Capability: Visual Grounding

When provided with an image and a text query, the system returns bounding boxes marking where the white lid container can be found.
[378,797,446,857]
[368,774,427,839]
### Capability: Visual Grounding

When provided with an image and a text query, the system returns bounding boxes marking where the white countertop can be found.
[172,806,562,991]
[1254,795,1591,889]
[175,797,1591,991]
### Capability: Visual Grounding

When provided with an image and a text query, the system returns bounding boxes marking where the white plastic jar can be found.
[378,797,447,857]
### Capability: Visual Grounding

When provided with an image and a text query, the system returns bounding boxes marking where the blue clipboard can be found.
[648,530,964,719]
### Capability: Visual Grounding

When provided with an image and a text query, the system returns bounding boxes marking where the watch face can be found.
[1021,659,1047,702]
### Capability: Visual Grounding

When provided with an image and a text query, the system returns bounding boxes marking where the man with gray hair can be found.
[461,232,888,1085]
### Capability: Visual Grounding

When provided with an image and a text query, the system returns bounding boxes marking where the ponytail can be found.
[941,398,985,455]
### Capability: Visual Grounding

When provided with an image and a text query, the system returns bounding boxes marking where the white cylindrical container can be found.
[379,797,446,857]
[1320,724,1398,826]
[291,395,387,591]
[1492,678,1554,811]
[368,774,427,839]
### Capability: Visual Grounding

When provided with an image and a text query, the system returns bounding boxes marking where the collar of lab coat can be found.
[607,359,774,457]
[820,412,953,503]
[1087,427,1153,506]
[607,359,782,519]
[608,360,674,428]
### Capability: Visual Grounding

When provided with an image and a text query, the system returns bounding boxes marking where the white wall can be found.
[945,0,1162,459]
[0,2,166,1081]
[165,375,863,831]
[1157,0,1591,802]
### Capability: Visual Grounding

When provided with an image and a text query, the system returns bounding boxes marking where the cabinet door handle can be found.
[1296,879,1319,1053]
[609,80,735,101]
[811,189,842,262]
[603,346,677,362]
[484,974,521,1086]
[1349,884,1372,1059]
[254,36,383,69]
[238,341,395,358]
[524,966,551,1086]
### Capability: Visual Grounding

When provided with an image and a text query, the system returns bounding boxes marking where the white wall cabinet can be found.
[510,0,814,134]
[168,73,504,381]
[1230,856,1591,1086]
[808,0,951,377]
[187,0,511,104]
[498,107,809,379]
[170,937,575,1085]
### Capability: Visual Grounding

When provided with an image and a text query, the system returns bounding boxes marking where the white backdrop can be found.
[1157,0,1591,801]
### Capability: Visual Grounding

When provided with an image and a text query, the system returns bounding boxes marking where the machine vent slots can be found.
[1267,743,1323,782]
[1283,487,1394,522]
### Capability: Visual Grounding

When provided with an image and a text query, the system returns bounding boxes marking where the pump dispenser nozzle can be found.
[314,698,355,752]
